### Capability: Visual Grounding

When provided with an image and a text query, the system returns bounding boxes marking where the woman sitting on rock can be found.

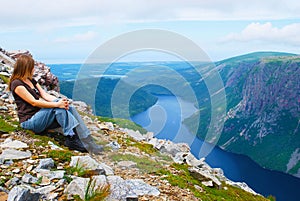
[8,54,103,154]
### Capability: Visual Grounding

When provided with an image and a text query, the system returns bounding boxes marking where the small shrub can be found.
[111,153,162,173]
[72,179,110,201]
[66,162,88,177]
[85,179,110,201]
[46,150,73,164]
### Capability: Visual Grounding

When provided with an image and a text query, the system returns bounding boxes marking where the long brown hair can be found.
[8,55,35,91]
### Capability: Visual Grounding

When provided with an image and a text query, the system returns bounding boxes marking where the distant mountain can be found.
[187,52,300,177]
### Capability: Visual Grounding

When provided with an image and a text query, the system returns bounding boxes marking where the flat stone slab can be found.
[0,140,28,149]
[0,149,31,160]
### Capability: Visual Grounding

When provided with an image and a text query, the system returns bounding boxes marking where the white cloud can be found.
[1,0,300,31]
[54,31,98,43]
[221,22,300,46]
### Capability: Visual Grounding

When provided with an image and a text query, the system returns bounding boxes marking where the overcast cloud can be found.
[1,0,300,30]
[1,0,300,62]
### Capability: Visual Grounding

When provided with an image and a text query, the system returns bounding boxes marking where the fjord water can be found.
[50,63,300,201]
[131,95,300,201]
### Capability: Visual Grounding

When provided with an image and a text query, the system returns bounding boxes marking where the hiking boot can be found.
[64,134,87,152]
[81,135,104,154]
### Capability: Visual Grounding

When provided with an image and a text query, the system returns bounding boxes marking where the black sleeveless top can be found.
[10,79,41,122]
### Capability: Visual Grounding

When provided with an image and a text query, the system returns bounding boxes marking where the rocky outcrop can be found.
[0,47,59,92]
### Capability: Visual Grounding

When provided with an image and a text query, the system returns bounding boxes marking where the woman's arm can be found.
[36,83,57,102]
[14,85,69,109]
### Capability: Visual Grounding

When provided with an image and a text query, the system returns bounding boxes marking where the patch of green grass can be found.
[66,163,88,177]
[155,163,270,201]
[0,74,9,84]
[122,137,158,155]
[0,178,6,186]
[31,131,66,149]
[98,116,147,134]
[288,161,300,175]
[46,150,74,164]
[120,137,172,162]
[33,134,54,147]
[35,176,42,185]
[65,161,102,178]
[132,141,157,155]
[0,115,17,133]
[63,175,73,183]
[111,153,163,173]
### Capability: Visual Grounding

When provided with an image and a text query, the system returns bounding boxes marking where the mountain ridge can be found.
[187,52,300,177]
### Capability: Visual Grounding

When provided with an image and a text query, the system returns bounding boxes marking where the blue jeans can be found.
[21,106,90,139]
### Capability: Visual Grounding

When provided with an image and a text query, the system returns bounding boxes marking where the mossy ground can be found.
[155,163,271,201]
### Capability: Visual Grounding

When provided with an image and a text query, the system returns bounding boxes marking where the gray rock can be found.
[173,152,205,167]
[22,174,38,184]
[212,168,226,181]
[225,180,259,195]
[107,176,160,201]
[65,176,108,200]
[105,122,114,131]
[107,141,121,150]
[117,161,137,169]
[48,141,63,150]
[99,163,114,176]
[5,177,20,188]
[35,158,54,170]
[124,128,145,141]
[0,93,8,99]
[0,149,31,160]
[54,179,65,187]
[148,138,164,150]
[4,159,13,165]
[70,156,113,175]
[185,154,205,167]
[64,177,90,200]
[0,186,9,193]
[160,141,189,156]
[172,152,188,164]
[91,175,107,187]
[7,185,40,201]
[0,140,28,149]
[70,156,101,170]
[34,185,56,195]
[99,122,114,131]
[0,106,8,111]
[36,169,65,181]
[125,179,160,196]
[202,180,213,187]
[189,167,222,189]
[145,132,154,141]
[107,176,130,201]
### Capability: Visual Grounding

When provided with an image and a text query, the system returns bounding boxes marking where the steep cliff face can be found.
[216,53,300,177]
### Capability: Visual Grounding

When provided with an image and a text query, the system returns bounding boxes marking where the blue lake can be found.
[131,95,300,201]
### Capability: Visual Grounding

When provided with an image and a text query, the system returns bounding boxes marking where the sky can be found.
[1,0,300,64]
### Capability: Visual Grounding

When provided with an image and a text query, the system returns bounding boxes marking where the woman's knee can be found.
[54,108,67,114]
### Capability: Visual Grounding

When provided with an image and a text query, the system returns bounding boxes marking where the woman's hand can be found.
[57,98,69,110]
